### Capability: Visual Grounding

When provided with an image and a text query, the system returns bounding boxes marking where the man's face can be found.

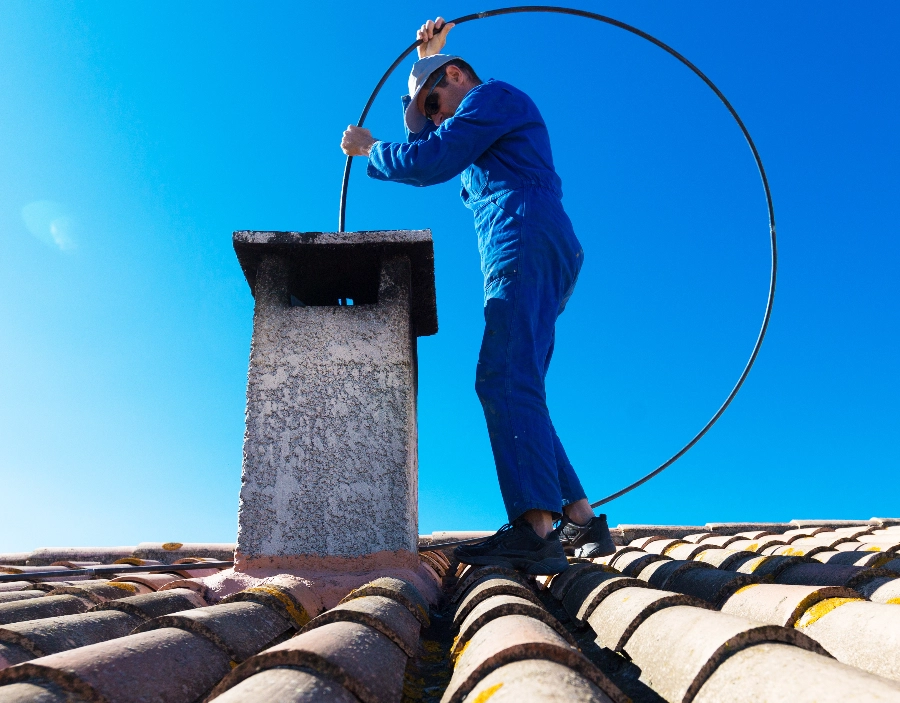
[417,66,470,127]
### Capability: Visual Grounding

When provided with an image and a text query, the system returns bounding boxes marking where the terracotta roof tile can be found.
[813,551,888,567]
[733,554,809,580]
[451,567,528,606]
[0,594,43,606]
[636,558,714,589]
[560,571,647,626]
[211,620,408,703]
[662,566,760,607]
[642,538,688,555]
[23,580,110,594]
[622,605,829,703]
[453,594,575,660]
[666,543,716,561]
[547,563,614,601]
[729,536,789,552]
[764,544,832,558]
[704,523,791,536]
[591,545,640,567]
[156,577,211,601]
[720,583,862,627]
[696,534,742,549]
[461,659,617,703]
[693,547,757,570]
[302,595,421,656]
[442,614,626,703]
[618,525,708,543]
[858,577,900,604]
[733,529,778,539]
[339,576,428,628]
[131,542,236,564]
[210,667,360,703]
[587,587,714,652]
[453,577,540,630]
[692,642,900,702]
[0,596,92,627]
[134,601,293,664]
[609,550,668,577]
[0,584,32,595]
[25,548,136,567]
[92,588,208,621]
[795,599,900,681]
[789,520,876,529]
[0,627,232,702]
[220,577,323,630]
[45,582,143,605]
[681,532,713,544]
[109,572,182,591]
[790,534,856,549]
[0,609,143,664]
[775,563,895,591]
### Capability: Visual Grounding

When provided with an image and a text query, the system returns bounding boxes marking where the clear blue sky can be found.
[1,2,897,552]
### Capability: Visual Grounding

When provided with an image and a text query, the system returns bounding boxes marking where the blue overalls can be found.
[367,79,587,521]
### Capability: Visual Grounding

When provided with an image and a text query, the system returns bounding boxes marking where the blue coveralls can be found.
[367,78,587,521]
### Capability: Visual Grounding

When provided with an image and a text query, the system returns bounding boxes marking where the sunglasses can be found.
[422,70,447,122]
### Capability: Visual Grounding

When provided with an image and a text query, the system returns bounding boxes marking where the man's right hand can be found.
[417,17,455,59]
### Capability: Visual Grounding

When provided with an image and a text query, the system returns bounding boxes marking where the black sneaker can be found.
[453,519,569,575]
[559,514,616,558]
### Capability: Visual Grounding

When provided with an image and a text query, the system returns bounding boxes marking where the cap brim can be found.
[405,91,428,134]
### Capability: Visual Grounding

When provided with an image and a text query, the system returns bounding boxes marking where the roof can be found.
[1,517,899,702]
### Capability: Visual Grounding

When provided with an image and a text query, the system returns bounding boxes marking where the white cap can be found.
[405,54,460,133]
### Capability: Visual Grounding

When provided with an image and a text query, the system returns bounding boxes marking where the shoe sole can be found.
[457,554,569,575]
[575,542,617,558]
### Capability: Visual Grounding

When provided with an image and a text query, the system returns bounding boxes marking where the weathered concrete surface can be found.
[234,230,436,567]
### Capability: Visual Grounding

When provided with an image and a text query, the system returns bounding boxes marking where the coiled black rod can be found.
[338,7,777,527]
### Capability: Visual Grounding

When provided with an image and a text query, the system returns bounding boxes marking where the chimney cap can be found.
[233,229,437,336]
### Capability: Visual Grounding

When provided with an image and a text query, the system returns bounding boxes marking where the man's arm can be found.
[367,85,514,187]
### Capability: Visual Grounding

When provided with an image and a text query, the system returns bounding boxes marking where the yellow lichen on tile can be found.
[472,683,503,703]
[451,639,470,668]
[731,583,761,596]
[108,582,138,592]
[162,542,183,551]
[245,585,309,627]
[795,597,863,628]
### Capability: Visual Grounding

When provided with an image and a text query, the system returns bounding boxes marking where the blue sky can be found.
[1,2,897,552]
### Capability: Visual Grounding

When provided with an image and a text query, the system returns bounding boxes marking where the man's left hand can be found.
[341,125,376,157]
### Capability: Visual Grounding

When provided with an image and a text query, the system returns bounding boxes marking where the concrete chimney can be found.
[232,229,437,573]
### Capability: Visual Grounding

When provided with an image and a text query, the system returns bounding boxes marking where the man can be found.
[341,17,615,574]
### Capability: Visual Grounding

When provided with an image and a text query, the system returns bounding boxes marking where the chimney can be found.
[232,230,437,572]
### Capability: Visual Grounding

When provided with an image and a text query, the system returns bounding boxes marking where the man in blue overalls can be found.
[341,18,615,574]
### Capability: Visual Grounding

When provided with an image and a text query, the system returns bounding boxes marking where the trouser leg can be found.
[476,282,563,521]
[542,330,588,507]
